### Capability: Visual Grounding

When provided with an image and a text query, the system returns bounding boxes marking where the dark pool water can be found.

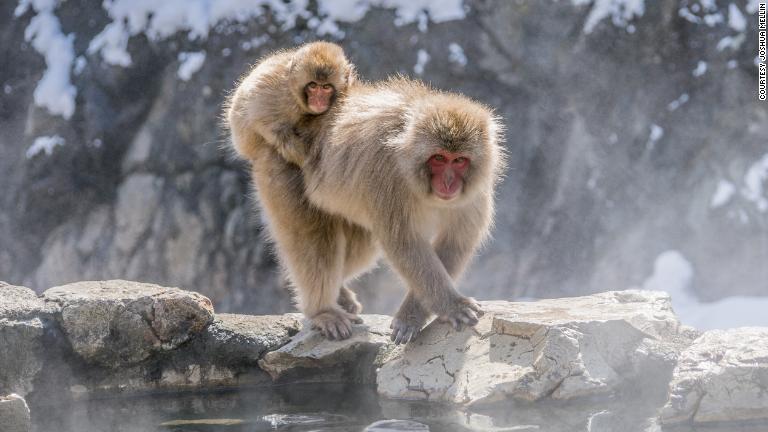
[29,383,768,432]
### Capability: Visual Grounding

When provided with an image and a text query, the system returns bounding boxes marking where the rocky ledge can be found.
[1,280,767,429]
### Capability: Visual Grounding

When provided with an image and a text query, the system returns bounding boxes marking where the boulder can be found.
[259,314,397,383]
[661,327,768,424]
[377,290,689,405]
[0,394,31,432]
[43,280,214,367]
[202,313,303,366]
[0,283,56,394]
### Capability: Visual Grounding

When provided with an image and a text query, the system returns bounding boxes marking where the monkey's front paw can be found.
[437,296,483,331]
[310,309,356,340]
[390,315,427,345]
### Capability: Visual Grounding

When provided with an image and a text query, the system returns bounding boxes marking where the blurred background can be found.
[1,0,766,329]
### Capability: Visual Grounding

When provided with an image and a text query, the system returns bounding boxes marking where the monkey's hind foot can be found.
[390,316,427,345]
[437,296,484,332]
[337,286,363,319]
[310,308,359,340]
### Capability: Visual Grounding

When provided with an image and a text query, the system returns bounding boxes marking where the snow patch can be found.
[742,153,768,212]
[702,12,723,27]
[716,34,745,51]
[177,51,206,81]
[448,42,467,67]
[692,61,707,77]
[642,250,694,297]
[573,0,646,33]
[728,3,746,32]
[413,49,430,75]
[18,0,77,119]
[642,250,768,330]
[710,179,735,208]
[26,135,65,158]
[667,93,689,111]
[646,124,663,150]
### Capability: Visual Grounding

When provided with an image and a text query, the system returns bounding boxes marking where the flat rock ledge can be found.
[661,327,768,425]
[1,281,767,427]
[378,290,689,405]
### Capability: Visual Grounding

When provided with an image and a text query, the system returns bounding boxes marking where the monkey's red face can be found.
[427,151,470,200]
[305,82,335,114]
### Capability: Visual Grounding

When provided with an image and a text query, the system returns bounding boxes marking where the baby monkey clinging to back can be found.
[226,42,366,337]
[227,41,355,166]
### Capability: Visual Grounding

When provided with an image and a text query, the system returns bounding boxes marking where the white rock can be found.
[377,290,687,405]
[661,327,768,424]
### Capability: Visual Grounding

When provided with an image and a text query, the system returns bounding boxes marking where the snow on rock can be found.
[742,153,768,212]
[643,250,768,330]
[572,0,646,33]
[661,328,768,425]
[448,42,467,67]
[647,124,663,149]
[692,60,707,77]
[177,51,206,81]
[16,0,76,119]
[728,3,746,32]
[709,179,735,208]
[666,93,689,111]
[87,0,467,65]
[413,49,430,75]
[642,250,693,296]
[25,135,65,158]
[377,291,686,405]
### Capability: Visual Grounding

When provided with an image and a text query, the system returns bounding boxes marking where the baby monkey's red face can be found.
[305,82,335,114]
[427,150,470,200]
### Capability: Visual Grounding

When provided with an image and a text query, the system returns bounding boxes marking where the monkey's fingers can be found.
[390,319,413,344]
[465,298,485,316]
[349,314,364,324]
[402,327,418,344]
[459,308,479,326]
[448,316,463,331]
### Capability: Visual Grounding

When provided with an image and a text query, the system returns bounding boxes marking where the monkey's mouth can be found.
[307,97,330,113]
[432,183,462,200]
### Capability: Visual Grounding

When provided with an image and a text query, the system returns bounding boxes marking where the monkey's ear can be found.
[345,65,357,85]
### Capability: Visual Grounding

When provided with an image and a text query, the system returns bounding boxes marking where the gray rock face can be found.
[377,291,689,405]
[0,394,31,432]
[661,327,768,425]
[0,284,56,395]
[202,313,302,365]
[43,280,214,366]
[260,314,397,383]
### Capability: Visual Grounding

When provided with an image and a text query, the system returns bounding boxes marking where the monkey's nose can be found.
[444,171,455,189]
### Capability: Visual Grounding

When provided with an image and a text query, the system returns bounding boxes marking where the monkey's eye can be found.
[322,84,333,90]
[307,82,318,89]
[453,157,468,165]
[432,154,447,162]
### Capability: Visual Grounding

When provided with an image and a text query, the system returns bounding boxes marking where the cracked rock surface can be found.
[43,280,214,367]
[377,290,690,405]
[259,314,397,384]
[661,327,768,425]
